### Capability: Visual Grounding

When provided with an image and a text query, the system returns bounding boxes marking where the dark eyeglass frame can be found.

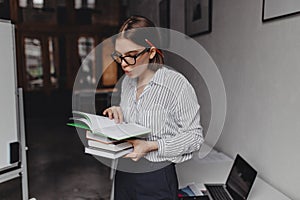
[111,48,150,66]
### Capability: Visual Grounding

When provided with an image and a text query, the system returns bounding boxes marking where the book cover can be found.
[86,131,116,144]
[88,140,132,152]
[68,111,151,141]
[85,147,133,159]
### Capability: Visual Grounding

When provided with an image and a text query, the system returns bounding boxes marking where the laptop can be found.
[204,154,257,200]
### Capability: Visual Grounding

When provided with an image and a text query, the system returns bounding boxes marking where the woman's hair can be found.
[117,15,164,71]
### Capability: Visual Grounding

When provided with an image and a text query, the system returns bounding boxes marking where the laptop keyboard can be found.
[206,185,232,200]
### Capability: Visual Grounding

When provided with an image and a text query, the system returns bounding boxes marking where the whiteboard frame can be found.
[0,89,29,200]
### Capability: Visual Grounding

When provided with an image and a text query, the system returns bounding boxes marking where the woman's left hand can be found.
[124,139,158,161]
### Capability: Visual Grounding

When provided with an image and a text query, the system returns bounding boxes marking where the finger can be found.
[103,108,112,118]
[112,109,120,123]
[132,157,139,162]
[103,108,109,116]
[103,109,107,115]
[124,152,137,158]
[125,139,137,146]
[131,154,142,162]
[107,110,113,119]
[126,139,134,143]
[116,107,124,123]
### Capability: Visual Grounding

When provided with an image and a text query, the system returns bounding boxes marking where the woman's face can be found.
[115,38,150,79]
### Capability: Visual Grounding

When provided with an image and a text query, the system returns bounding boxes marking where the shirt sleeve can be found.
[157,82,204,157]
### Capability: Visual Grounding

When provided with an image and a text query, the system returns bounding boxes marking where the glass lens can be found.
[123,56,135,65]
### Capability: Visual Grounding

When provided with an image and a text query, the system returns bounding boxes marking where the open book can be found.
[67,111,151,141]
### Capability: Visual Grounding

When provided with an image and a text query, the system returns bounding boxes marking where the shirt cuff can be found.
[157,139,165,157]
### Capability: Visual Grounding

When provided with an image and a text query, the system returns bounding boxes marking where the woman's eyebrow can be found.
[115,49,140,55]
[124,50,139,55]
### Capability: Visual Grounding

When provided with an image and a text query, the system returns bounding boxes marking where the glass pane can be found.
[74,0,81,9]
[78,36,95,86]
[24,37,43,90]
[21,0,56,24]
[75,0,95,9]
[19,0,27,7]
[33,0,44,8]
[49,37,59,88]
[87,0,95,9]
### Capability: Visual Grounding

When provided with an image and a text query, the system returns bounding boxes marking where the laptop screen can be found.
[225,154,257,200]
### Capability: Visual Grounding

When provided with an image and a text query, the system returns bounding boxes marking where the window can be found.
[75,0,95,9]
[24,37,43,90]
[77,36,96,86]
[33,0,44,8]
[19,0,44,8]
[49,37,59,88]
[19,0,27,7]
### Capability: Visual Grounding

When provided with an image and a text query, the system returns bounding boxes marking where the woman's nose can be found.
[120,60,128,68]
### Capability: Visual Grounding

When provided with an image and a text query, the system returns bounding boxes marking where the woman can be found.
[103,15,204,200]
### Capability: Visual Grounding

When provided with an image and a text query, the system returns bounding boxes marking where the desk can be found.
[175,152,291,200]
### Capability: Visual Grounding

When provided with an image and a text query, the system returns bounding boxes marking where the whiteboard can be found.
[0,21,19,170]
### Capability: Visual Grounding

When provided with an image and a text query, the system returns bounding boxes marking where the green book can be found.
[67,122,90,130]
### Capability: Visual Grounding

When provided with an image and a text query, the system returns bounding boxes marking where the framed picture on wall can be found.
[159,0,170,48]
[185,0,212,37]
[262,0,300,22]
[159,0,170,28]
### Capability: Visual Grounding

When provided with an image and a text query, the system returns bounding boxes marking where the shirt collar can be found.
[127,76,137,87]
[149,66,166,86]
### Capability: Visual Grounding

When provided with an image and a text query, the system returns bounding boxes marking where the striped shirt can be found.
[120,67,204,163]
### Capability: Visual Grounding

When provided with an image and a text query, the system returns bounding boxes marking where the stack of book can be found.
[67,111,151,159]
[85,131,134,159]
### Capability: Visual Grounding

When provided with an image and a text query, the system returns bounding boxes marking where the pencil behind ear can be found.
[145,39,164,58]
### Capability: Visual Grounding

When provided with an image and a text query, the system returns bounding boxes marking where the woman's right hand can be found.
[103,106,123,123]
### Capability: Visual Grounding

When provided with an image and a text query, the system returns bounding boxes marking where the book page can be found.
[100,123,150,140]
[99,126,130,140]
[73,111,116,130]
[95,115,116,128]
[117,123,150,135]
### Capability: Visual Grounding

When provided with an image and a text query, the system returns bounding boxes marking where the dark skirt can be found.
[114,158,178,200]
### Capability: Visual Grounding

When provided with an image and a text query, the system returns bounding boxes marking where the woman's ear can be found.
[149,47,157,59]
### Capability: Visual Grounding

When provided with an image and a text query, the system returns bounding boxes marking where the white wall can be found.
[128,0,300,199]
[170,0,300,199]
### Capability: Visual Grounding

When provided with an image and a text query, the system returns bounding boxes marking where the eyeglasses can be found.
[111,48,150,65]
